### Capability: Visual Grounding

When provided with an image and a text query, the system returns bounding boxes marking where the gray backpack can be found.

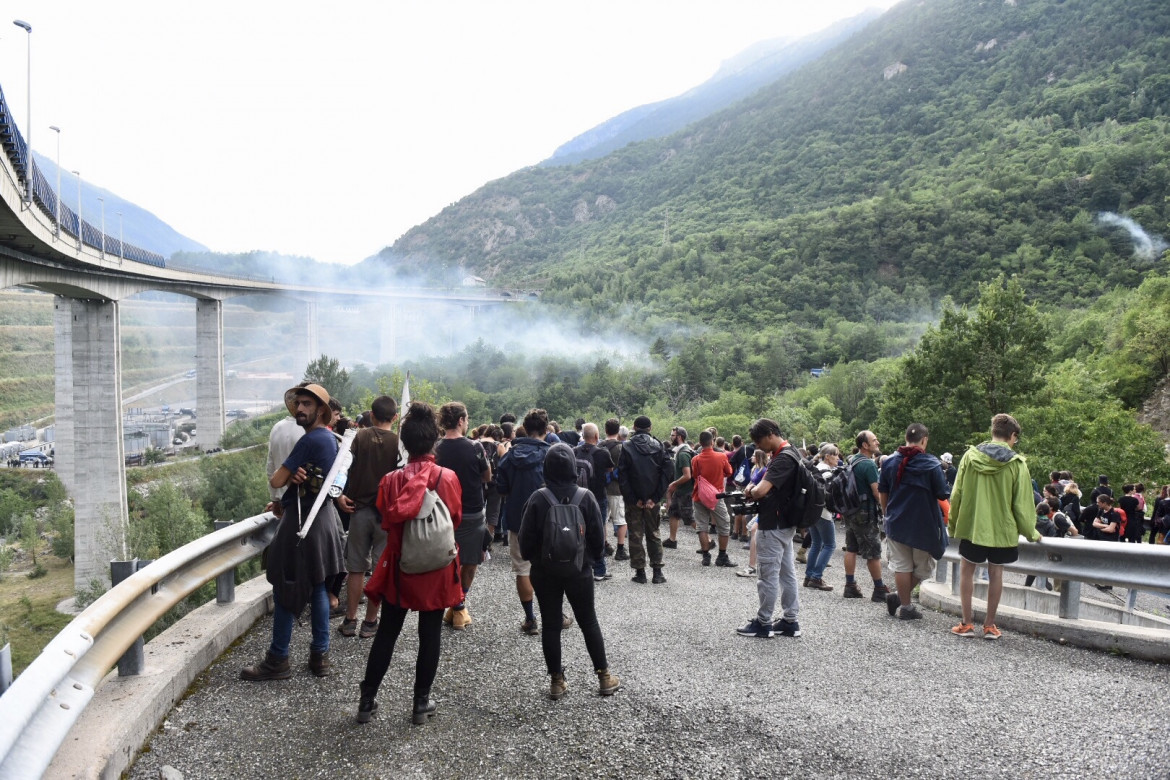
[399,470,457,574]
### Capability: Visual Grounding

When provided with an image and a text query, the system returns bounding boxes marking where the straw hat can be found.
[284,383,331,417]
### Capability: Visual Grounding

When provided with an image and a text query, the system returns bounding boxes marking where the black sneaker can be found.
[886,591,901,617]
[701,552,712,567]
[604,542,615,557]
[356,697,379,724]
[662,539,678,549]
[773,619,802,638]
[715,552,736,568]
[897,604,924,620]
[631,569,648,584]
[651,568,666,584]
[736,618,773,638]
[614,545,630,561]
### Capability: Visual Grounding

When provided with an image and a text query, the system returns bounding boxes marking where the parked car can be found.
[184,369,196,379]
[227,409,249,419]
[179,407,196,417]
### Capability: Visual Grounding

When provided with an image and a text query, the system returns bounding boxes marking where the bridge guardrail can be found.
[0,512,279,780]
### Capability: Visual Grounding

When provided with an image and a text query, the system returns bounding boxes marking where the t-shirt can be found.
[576,442,613,503]
[757,444,796,530]
[600,439,623,496]
[435,436,489,516]
[559,430,581,447]
[279,426,339,517]
[673,445,695,493]
[849,453,879,506]
[690,448,732,502]
[343,426,401,509]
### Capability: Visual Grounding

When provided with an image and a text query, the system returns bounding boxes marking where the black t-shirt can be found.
[757,447,797,531]
[435,437,489,516]
[576,442,613,503]
[559,430,581,447]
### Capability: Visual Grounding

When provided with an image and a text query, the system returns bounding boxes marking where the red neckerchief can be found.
[896,445,925,487]
[771,438,790,458]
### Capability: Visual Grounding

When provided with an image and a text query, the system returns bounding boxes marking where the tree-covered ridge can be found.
[372,0,1170,332]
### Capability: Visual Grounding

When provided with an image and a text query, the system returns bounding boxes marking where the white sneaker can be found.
[735,566,756,578]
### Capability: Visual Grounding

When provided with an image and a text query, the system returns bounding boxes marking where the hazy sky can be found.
[1,1,897,265]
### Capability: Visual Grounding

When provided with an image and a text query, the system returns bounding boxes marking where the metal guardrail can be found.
[934,535,1170,618]
[0,512,278,780]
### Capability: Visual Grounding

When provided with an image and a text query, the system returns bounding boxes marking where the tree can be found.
[303,354,353,407]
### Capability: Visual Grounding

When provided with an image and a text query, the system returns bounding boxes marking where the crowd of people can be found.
[243,386,1156,725]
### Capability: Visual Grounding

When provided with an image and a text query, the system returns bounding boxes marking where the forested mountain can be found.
[369,0,1170,341]
[543,9,882,166]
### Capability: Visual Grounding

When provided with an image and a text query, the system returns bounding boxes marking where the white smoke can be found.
[1096,212,1169,262]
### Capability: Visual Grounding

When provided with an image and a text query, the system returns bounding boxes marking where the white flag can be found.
[398,371,411,467]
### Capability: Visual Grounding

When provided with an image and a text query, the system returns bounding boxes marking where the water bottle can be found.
[328,449,353,498]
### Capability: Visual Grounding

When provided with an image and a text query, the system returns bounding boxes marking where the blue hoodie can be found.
[496,436,551,530]
[878,449,951,559]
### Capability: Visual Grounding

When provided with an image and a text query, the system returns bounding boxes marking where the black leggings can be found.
[530,567,608,676]
[361,605,443,699]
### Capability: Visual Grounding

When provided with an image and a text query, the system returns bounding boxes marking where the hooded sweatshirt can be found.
[496,436,551,528]
[879,449,951,559]
[517,443,605,572]
[948,442,1040,548]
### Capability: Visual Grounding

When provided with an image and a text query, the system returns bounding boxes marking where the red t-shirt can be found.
[690,447,733,502]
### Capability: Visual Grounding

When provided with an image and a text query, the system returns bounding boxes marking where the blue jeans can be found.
[592,496,609,577]
[270,582,330,658]
[805,516,835,580]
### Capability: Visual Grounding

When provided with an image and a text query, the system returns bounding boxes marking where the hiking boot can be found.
[871,585,891,603]
[736,618,773,638]
[239,651,291,681]
[843,582,864,599]
[951,622,976,637]
[604,542,615,557]
[411,695,438,725]
[662,539,678,549]
[651,567,667,584]
[983,624,1002,640]
[308,650,331,678]
[356,683,378,724]
[561,612,574,629]
[796,548,808,564]
[596,668,620,696]
[521,618,539,635]
[338,618,358,637]
[773,618,802,638]
[715,552,736,568]
[631,569,648,584]
[886,591,901,616]
[701,552,712,567]
[451,607,471,630]
[736,566,756,578]
[898,604,924,620]
[614,545,629,561]
[442,607,454,626]
[803,576,810,587]
[359,620,379,639]
[805,578,833,591]
[550,672,568,700]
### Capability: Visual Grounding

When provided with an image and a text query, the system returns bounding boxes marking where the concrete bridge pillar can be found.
[195,299,226,450]
[52,298,76,493]
[292,300,318,379]
[378,305,401,365]
[63,298,128,590]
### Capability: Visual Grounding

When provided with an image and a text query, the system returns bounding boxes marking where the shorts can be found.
[694,499,731,537]
[959,538,1018,565]
[346,506,387,573]
[454,510,486,566]
[886,538,936,581]
[844,510,882,560]
[607,495,627,527]
[669,490,693,523]
[508,530,531,577]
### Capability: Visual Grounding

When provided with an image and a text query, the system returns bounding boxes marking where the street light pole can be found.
[13,20,32,208]
[98,196,105,260]
[49,125,60,238]
[72,170,82,251]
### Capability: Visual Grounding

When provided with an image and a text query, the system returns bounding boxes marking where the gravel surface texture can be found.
[128,526,1170,780]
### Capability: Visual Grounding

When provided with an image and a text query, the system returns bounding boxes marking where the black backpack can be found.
[781,447,826,529]
[572,449,594,489]
[824,459,862,516]
[536,487,587,574]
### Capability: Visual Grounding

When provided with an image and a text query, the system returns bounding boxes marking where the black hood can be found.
[544,443,578,485]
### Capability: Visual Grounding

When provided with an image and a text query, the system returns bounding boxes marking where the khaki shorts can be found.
[886,538,936,581]
[346,506,387,573]
[508,531,531,577]
[607,495,627,527]
[694,499,731,537]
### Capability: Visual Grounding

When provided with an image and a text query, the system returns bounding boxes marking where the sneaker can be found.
[521,618,539,635]
[736,566,756,578]
[983,624,1002,640]
[898,604,924,620]
[604,542,615,557]
[843,582,864,599]
[951,622,976,637]
[614,545,630,561]
[651,567,667,584]
[359,620,379,639]
[736,618,773,638]
[338,618,358,637]
[805,578,834,591]
[715,552,736,568]
[662,539,678,549]
[773,618,802,638]
[631,569,648,584]
[701,552,712,567]
[886,591,901,616]
[451,607,472,630]
[871,585,891,603]
[561,612,574,629]
[593,571,613,582]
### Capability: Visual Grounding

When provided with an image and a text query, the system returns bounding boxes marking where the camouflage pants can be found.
[625,503,664,570]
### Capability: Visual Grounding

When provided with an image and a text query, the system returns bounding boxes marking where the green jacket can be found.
[948,441,1040,547]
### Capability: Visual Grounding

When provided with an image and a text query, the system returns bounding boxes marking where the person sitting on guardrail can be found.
[947,413,1042,641]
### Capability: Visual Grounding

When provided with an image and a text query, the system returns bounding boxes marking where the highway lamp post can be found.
[49,125,61,238]
[72,170,82,251]
[98,196,105,260]
[13,20,32,208]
